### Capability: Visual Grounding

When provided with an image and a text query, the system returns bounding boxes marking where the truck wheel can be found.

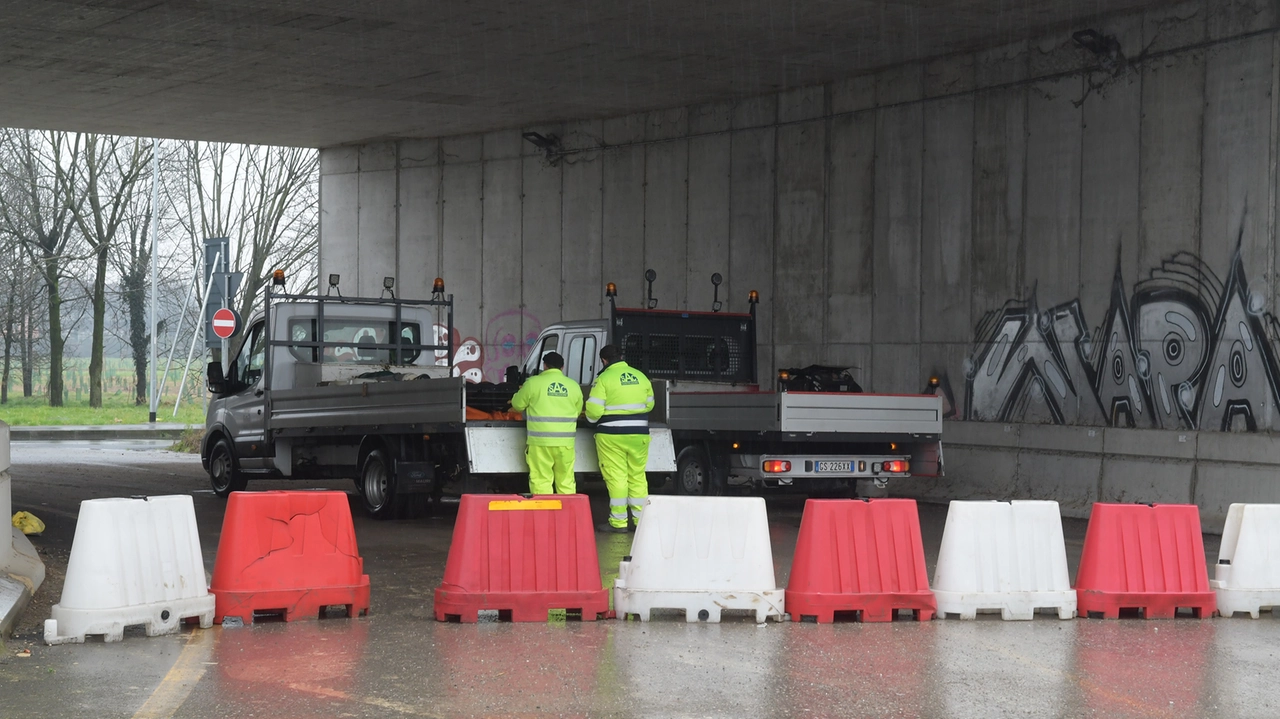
[675,447,710,496]
[360,449,400,520]
[209,438,247,498]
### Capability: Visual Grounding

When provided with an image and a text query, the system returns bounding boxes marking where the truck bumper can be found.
[730,453,914,482]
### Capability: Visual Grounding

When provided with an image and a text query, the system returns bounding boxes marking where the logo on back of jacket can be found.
[620,372,639,386]
[547,381,569,397]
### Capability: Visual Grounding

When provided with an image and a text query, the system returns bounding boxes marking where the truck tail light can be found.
[763,460,791,473]
[883,460,909,474]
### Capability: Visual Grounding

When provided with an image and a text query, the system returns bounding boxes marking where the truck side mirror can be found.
[207,361,228,395]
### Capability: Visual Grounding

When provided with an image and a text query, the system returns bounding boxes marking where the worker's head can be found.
[599,344,621,367]
[541,352,564,371]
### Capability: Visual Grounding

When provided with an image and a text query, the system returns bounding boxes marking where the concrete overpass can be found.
[6,0,1280,524]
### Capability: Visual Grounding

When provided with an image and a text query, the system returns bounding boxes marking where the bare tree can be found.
[17,270,44,398]
[113,195,152,405]
[0,232,26,402]
[67,134,150,407]
[0,130,84,406]
[168,142,317,325]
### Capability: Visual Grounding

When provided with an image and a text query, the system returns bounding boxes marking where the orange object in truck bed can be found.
[466,406,523,421]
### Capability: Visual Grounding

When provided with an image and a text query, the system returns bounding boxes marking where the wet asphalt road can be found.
[1,441,1277,718]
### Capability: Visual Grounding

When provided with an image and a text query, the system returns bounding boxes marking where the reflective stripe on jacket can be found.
[510,368,584,446]
[585,361,654,435]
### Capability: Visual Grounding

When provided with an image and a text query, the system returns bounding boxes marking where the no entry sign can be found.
[211,307,239,339]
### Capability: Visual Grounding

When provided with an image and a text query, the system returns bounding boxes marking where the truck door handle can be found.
[254,388,264,397]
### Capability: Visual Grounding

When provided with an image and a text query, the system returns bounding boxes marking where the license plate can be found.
[815,460,851,473]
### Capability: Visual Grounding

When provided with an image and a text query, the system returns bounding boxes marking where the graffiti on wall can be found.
[965,244,1280,432]
[432,324,485,383]
[483,309,543,381]
[430,308,544,383]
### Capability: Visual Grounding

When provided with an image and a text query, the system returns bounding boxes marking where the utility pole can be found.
[148,137,159,423]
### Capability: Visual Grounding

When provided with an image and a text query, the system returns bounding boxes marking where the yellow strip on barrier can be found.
[488,499,562,511]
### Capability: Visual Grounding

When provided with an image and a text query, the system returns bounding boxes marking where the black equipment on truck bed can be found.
[613,305,756,385]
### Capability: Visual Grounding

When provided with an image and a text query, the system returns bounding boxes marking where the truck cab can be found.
[523,319,608,388]
[203,286,453,501]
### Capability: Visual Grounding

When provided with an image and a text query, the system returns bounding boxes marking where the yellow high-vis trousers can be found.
[595,434,651,528]
[526,444,576,494]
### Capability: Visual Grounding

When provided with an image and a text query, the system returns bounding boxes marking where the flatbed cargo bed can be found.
[666,390,942,438]
[268,376,467,435]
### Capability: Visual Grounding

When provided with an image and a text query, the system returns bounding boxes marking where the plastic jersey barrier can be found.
[1075,502,1215,619]
[44,495,214,644]
[786,499,935,622]
[434,494,609,622]
[614,495,785,623]
[1213,503,1280,618]
[933,500,1076,620]
[210,490,370,623]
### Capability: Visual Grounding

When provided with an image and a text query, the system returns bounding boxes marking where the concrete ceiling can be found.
[0,1,1163,147]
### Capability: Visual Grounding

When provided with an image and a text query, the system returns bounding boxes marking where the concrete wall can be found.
[319,1,1280,516]
[322,2,1278,398]
[907,419,1280,532]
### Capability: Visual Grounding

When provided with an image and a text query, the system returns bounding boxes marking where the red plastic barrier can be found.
[786,498,935,622]
[434,494,608,622]
[1075,503,1215,619]
[210,491,370,624]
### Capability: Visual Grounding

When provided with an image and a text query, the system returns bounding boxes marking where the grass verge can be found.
[0,396,205,426]
[169,427,204,453]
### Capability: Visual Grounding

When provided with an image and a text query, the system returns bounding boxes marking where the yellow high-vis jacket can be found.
[511,368,583,446]
[585,361,654,435]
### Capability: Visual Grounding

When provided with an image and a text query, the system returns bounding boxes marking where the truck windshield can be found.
[288,319,422,364]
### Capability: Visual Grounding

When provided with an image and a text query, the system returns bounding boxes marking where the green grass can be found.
[169,427,204,453]
[1,356,209,426]
[0,394,206,426]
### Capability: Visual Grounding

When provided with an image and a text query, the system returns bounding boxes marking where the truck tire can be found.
[209,438,248,498]
[675,446,711,496]
[360,448,400,520]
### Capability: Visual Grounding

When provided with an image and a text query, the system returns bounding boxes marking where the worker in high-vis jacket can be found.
[511,351,583,494]
[585,344,654,533]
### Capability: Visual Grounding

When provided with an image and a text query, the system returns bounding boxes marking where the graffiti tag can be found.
[966,246,1280,432]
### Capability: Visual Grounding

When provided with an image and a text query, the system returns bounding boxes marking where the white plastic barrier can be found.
[613,496,784,623]
[1213,503,1280,618]
[932,500,1076,620]
[45,495,214,644]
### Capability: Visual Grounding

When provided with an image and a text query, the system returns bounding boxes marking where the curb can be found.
[0,574,32,639]
[9,424,190,441]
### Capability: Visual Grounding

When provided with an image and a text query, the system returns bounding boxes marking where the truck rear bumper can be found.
[729,453,913,482]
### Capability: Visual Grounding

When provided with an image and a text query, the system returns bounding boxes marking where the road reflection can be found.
[1072,620,1214,718]
[212,619,370,716]
[783,622,939,716]
[434,622,608,718]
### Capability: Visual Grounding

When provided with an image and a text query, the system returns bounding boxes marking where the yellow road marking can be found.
[132,629,213,719]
